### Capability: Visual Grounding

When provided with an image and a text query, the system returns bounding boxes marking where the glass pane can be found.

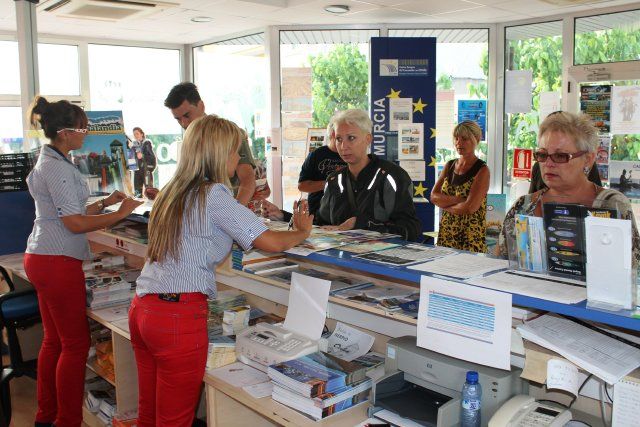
[0,41,20,95]
[279,29,378,213]
[194,35,267,162]
[504,21,563,204]
[0,107,24,154]
[38,43,80,95]
[575,9,640,65]
[88,44,182,188]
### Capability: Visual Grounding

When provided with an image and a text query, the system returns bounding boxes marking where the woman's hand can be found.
[260,199,284,220]
[144,187,159,200]
[292,199,313,236]
[104,190,127,207]
[320,217,356,231]
[117,197,144,218]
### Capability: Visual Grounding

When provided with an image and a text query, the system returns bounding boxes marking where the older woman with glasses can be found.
[498,111,640,261]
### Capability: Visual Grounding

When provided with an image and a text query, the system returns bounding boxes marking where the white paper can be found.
[518,314,640,384]
[611,85,640,134]
[209,362,269,388]
[417,276,512,370]
[397,123,424,160]
[283,271,331,341]
[539,91,561,120]
[612,378,640,427]
[326,322,374,362]
[389,98,413,131]
[436,90,455,150]
[242,381,273,399]
[91,304,130,322]
[467,270,586,304]
[547,359,580,396]
[408,253,509,279]
[373,409,425,427]
[399,160,426,181]
[505,70,533,113]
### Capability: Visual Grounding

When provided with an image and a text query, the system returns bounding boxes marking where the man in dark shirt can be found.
[298,120,346,215]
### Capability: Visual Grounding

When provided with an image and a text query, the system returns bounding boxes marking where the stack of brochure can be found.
[207,290,247,335]
[84,254,140,309]
[97,397,117,425]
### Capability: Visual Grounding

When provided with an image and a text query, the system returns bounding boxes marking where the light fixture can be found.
[191,16,213,23]
[324,5,350,14]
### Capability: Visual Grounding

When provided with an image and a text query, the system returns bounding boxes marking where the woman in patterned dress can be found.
[431,121,490,253]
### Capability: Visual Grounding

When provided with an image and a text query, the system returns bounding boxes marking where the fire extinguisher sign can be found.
[513,148,533,179]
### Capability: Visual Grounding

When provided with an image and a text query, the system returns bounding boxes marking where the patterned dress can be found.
[437,159,487,253]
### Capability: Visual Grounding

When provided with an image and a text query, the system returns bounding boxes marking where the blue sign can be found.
[457,100,487,141]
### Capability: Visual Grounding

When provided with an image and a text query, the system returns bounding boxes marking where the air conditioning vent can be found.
[38,0,178,22]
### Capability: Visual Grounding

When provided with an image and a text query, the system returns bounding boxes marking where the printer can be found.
[369,336,525,427]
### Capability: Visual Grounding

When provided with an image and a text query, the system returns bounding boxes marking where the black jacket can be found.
[316,154,422,241]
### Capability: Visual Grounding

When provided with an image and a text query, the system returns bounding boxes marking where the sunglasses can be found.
[534,150,587,164]
[57,128,88,134]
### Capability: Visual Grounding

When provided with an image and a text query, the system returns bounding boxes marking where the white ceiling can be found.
[0,0,638,45]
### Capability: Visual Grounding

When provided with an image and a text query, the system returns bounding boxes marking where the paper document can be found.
[518,315,640,384]
[283,271,331,341]
[209,362,269,388]
[91,304,130,323]
[373,409,428,427]
[417,276,512,370]
[409,253,508,279]
[326,322,374,362]
[242,381,273,399]
[467,270,587,304]
[547,359,580,396]
[612,378,640,427]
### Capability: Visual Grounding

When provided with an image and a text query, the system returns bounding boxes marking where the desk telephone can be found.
[236,322,318,367]
[489,395,572,427]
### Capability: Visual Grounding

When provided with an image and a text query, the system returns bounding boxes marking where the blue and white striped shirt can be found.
[136,184,268,298]
[26,144,91,260]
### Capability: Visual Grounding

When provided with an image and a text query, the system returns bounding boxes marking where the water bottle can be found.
[461,370,482,427]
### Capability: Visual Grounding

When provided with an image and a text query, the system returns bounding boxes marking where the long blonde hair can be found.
[147,115,242,262]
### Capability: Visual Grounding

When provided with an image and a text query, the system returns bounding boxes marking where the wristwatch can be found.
[97,199,105,211]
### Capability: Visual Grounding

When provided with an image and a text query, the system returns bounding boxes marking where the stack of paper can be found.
[517,314,640,384]
[408,253,509,279]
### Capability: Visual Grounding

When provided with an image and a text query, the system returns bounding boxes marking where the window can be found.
[0,107,23,154]
[0,41,20,95]
[575,9,640,65]
[279,29,378,212]
[193,33,267,162]
[88,44,181,188]
[504,21,563,202]
[38,43,80,96]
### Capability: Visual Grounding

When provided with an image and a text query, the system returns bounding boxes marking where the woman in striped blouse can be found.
[24,96,142,427]
[130,115,313,426]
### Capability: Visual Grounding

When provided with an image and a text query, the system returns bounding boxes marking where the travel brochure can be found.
[284,228,398,256]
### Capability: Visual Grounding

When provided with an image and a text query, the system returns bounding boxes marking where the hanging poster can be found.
[539,91,561,121]
[610,161,640,199]
[70,111,132,196]
[389,98,413,131]
[513,148,533,179]
[398,123,424,160]
[505,70,532,113]
[399,160,426,182]
[611,85,640,135]
[436,90,455,150]
[580,85,611,133]
[457,100,486,141]
[306,128,326,155]
[596,135,610,165]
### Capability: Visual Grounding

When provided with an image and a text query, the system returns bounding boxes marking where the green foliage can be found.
[437,74,453,90]
[309,45,369,127]
[249,114,266,162]
[575,28,640,65]
[612,135,640,161]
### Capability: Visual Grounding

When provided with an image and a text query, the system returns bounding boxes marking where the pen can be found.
[288,196,303,230]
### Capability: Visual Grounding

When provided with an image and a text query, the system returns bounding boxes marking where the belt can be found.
[155,292,207,303]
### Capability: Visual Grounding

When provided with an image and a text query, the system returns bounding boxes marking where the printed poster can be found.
[610,161,640,199]
[611,85,640,135]
[435,90,455,150]
[306,128,326,156]
[457,100,486,141]
[397,123,424,160]
[71,111,132,196]
[580,85,611,133]
[389,98,413,131]
[399,160,426,182]
[539,91,561,121]
[505,70,532,113]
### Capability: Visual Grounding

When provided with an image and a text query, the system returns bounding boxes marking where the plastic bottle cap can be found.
[466,371,479,383]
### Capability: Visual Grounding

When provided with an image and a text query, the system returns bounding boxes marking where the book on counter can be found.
[268,351,368,398]
[243,259,299,275]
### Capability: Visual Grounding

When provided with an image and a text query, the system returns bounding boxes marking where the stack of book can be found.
[97,397,118,425]
[231,244,285,271]
[243,259,298,275]
[207,290,247,335]
[267,351,376,420]
[84,253,140,309]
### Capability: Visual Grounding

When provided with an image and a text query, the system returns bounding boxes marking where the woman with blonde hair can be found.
[431,120,490,252]
[129,115,313,426]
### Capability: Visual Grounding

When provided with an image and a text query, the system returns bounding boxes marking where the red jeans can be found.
[23,253,90,427]
[129,293,208,427]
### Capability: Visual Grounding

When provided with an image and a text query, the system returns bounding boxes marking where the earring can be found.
[583,166,590,175]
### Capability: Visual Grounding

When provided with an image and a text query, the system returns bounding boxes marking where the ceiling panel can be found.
[394,0,484,15]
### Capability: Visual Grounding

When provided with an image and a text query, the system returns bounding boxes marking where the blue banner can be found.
[370,37,436,233]
[457,100,487,141]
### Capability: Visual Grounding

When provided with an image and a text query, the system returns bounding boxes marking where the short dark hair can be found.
[164,82,201,109]
[29,96,87,140]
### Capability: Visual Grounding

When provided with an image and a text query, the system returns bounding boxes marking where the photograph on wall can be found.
[597,164,609,182]
[70,111,133,196]
[397,123,424,160]
[457,100,486,141]
[389,98,413,131]
[611,85,640,135]
[306,128,326,155]
[609,160,640,199]
[596,135,610,165]
[580,85,611,133]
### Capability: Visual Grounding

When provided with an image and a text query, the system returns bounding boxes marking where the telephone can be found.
[235,322,318,368]
[488,395,572,427]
